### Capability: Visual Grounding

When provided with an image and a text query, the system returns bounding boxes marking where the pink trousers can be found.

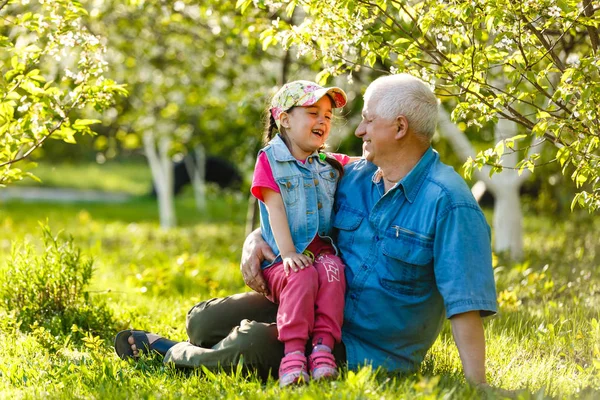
[263,248,345,354]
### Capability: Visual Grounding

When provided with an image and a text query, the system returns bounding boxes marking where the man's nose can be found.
[355,121,365,137]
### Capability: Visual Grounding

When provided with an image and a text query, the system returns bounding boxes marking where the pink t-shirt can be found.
[251,152,351,202]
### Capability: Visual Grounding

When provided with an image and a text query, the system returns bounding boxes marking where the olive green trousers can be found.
[163,291,346,380]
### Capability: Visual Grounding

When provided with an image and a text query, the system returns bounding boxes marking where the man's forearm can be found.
[450,311,487,385]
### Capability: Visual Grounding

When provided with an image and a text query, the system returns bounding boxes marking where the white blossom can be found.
[174,1,185,12]
[495,37,514,50]
[566,53,581,66]
[548,6,561,18]
[17,103,31,113]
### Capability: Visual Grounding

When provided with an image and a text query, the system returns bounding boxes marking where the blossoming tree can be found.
[242,0,600,258]
[88,0,282,228]
[0,0,126,185]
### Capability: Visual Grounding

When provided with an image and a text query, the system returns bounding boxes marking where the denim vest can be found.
[259,134,339,269]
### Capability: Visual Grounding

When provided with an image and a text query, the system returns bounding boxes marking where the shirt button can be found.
[317,202,322,210]
[308,158,314,164]
[350,293,357,300]
[286,181,291,189]
[329,171,335,178]
[314,179,319,186]
[375,236,379,241]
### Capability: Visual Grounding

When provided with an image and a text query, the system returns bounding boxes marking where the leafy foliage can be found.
[86,1,283,167]
[244,0,600,211]
[0,0,126,185]
[0,224,115,340]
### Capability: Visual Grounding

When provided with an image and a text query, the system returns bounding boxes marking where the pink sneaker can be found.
[279,353,309,387]
[308,350,338,381]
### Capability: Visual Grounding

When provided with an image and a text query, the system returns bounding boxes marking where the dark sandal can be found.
[114,330,177,360]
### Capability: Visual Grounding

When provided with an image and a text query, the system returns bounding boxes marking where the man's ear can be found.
[394,115,409,140]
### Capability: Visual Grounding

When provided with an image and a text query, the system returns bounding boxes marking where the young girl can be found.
[251,80,356,387]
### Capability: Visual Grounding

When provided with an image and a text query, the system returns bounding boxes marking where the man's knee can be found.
[186,293,278,347]
[232,320,283,369]
[186,297,229,346]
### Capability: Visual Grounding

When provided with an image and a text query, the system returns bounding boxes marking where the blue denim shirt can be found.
[334,147,497,371]
[259,135,339,269]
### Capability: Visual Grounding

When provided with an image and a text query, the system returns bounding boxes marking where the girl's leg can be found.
[312,253,345,349]
[309,253,345,380]
[264,264,318,354]
[264,263,319,385]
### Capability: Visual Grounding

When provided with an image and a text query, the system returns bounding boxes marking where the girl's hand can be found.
[282,252,312,275]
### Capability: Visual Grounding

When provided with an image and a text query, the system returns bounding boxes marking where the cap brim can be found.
[308,87,347,109]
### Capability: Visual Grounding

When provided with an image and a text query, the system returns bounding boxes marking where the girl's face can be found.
[279,96,333,160]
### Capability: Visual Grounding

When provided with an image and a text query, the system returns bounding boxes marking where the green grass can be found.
[14,160,153,195]
[0,177,599,398]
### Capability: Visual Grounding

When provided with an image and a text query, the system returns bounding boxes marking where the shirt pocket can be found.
[276,176,300,206]
[379,231,434,296]
[331,206,364,248]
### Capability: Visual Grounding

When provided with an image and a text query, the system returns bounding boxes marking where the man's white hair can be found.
[364,74,439,139]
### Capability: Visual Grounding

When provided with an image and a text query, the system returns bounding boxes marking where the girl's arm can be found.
[261,187,312,275]
[328,152,362,165]
[346,156,362,163]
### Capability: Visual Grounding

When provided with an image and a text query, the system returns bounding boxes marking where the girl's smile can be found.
[279,96,333,160]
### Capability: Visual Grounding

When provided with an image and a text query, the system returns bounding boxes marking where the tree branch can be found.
[0,121,65,168]
[524,18,565,72]
[583,0,599,54]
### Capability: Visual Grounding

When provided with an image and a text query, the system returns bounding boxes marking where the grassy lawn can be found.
[0,163,598,399]
[13,160,153,195]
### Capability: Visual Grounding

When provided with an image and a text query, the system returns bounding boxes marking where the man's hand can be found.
[240,229,275,296]
[281,252,312,275]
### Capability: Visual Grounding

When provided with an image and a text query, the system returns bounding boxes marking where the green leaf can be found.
[73,119,101,126]
[494,141,505,158]
[315,70,330,86]
[365,52,377,68]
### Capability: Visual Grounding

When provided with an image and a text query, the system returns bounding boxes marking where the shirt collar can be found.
[270,134,323,164]
[371,147,437,203]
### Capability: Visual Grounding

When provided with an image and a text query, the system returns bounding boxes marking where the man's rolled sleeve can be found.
[433,204,498,319]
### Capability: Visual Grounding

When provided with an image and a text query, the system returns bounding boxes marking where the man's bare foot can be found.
[128,332,161,357]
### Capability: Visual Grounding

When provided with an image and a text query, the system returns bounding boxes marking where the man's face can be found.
[354,98,398,164]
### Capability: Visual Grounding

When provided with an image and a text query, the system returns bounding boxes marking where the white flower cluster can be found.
[495,37,514,50]
[548,6,561,18]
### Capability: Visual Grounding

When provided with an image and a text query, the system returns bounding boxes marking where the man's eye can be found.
[325,115,332,120]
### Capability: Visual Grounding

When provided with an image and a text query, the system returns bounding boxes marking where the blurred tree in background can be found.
[0,0,126,185]
[246,0,599,212]
[242,0,599,259]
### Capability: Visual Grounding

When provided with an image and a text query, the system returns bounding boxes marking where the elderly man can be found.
[115,74,497,385]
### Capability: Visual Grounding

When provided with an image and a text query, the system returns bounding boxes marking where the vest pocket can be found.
[276,176,300,205]
[319,169,339,197]
[379,234,434,296]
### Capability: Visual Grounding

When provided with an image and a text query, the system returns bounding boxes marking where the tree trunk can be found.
[185,145,207,211]
[143,132,176,228]
[490,182,523,259]
[438,109,528,260]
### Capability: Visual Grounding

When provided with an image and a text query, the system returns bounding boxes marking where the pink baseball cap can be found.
[270,80,347,128]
